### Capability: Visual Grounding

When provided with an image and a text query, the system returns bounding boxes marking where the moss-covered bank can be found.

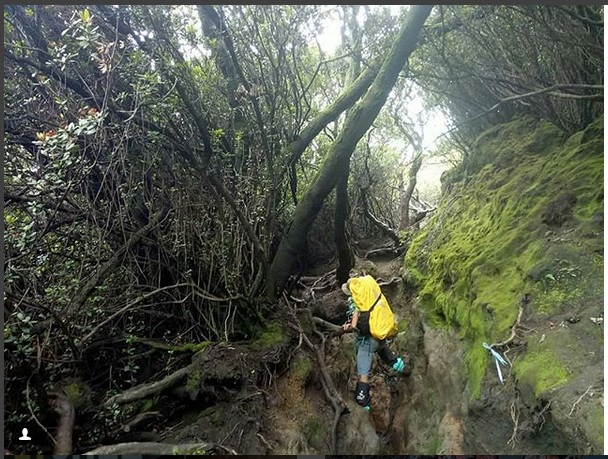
[405,115,603,451]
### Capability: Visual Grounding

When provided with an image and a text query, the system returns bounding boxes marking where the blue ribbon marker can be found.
[483,342,508,383]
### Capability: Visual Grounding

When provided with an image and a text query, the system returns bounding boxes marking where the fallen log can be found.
[85,441,239,455]
[104,363,196,407]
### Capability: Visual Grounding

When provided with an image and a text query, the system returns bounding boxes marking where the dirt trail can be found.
[121,247,595,455]
[263,251,589,454]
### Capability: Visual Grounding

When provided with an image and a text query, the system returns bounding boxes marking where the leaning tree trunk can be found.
[267,5,434,297]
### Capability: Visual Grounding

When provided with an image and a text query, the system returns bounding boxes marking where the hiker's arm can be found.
[351,310,359,328]
[343,310,359,331]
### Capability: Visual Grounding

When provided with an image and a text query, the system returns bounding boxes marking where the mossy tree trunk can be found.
[267,5,434,297]
[286,66,378,205]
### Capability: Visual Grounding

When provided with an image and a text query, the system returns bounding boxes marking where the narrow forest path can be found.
[260,242,582,455]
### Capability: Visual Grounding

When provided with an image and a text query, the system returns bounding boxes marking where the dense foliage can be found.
[3,4,602,453]
[413,5,603,146]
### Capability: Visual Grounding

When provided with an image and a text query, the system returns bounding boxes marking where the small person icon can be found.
[19,428,31,441]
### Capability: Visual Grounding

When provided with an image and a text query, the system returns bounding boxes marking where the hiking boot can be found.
[355,381,371,408]
[392,357,412,376]
[377,345,398,365]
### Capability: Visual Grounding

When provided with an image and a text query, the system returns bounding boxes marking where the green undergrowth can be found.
[251,320,288,350]
[406,115,603,398]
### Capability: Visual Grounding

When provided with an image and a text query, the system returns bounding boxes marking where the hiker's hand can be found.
[342,322,352,331]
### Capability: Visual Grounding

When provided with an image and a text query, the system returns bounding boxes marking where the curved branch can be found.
[437,84,604,141]
[287,66,378,166]
[267,5,433,296]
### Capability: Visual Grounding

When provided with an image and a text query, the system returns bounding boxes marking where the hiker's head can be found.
[342,275,381,298]
[341,278,352,296]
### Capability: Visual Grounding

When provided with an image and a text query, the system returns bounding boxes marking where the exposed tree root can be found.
[288,309,347,454]
[364,245,406,260]
[378,276,403,287]
[104,363,196,407]
[109,411,162,437]
[567,382,601,417]
[490,293,531,349]
[313,316,345,334]
[85,441,238,455]
[507,395,520,449]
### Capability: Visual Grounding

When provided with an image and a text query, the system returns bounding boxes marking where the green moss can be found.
[512,338,569,397]
[291,354,313,381]
[199,406,223,427]
[141,398,154,411]
[134,337,209,353]
[185,370,203,394]
[252,321,286,350]
[426,433,441,455]
[62,381,90,409]
[405,115,603,398]
[184,447,208,455]
[181,341,210,353]
[304,415,326,448]
[528,244,603,315]
[464,341,488,399]
[584,402,604,447]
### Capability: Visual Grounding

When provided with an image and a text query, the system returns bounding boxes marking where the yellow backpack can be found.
[349,275,398,340]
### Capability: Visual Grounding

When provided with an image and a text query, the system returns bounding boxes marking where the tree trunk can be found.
[335,168,354,285]
[286,66,378,205]
[267,5,433,297]
[52,395,75,455]
[399,153,423,230]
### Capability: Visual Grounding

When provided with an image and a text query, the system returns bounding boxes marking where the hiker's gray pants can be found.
[356,336,396,376]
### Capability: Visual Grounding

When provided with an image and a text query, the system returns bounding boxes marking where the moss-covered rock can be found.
[251,321,288,350]
[406,115,603,452]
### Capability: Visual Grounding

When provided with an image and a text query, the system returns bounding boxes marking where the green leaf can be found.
[81,9,91,24]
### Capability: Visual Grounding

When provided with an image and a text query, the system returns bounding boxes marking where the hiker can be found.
[342,275,410,409]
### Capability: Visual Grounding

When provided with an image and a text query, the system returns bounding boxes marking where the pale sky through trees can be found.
[316,5,452,200]
[317,8,450,142]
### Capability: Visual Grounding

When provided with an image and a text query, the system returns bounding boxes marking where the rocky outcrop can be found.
[337,400,381,454]
[438,411,465,454]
